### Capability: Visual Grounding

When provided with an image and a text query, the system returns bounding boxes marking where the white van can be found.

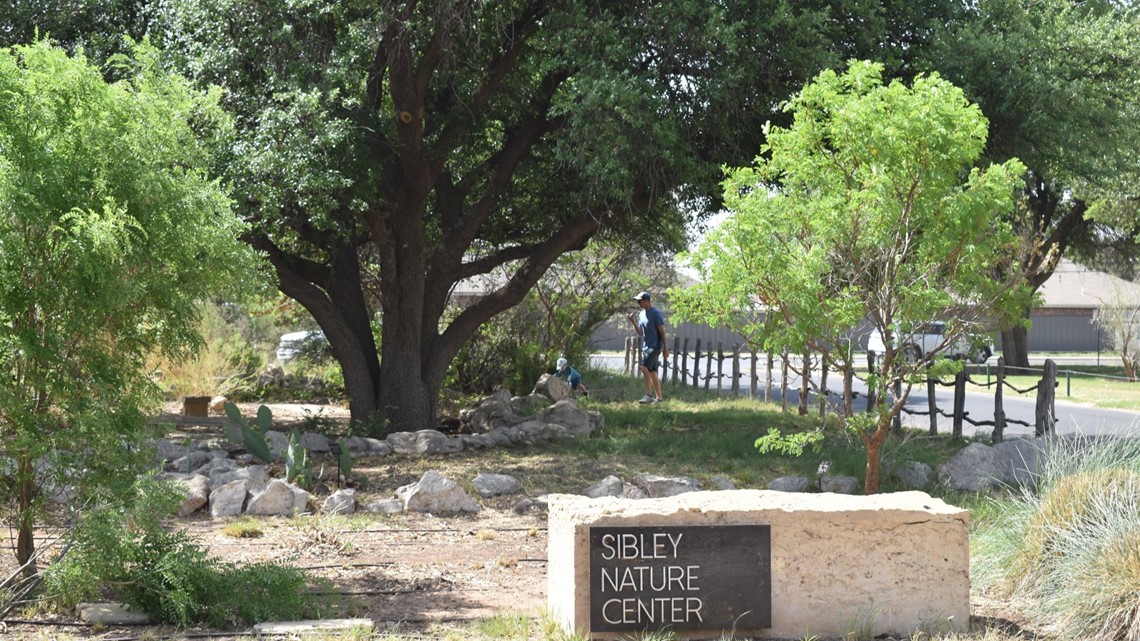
[865,322,992,363]
[276,330,327,362]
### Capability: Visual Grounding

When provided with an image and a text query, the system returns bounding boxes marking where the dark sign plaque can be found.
[589,525,771,632]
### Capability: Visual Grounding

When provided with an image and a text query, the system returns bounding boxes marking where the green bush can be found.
[42,477,328,627]
[972,437,1140,640]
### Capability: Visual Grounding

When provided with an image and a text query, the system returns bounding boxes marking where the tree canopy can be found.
[150,0,955,431]
[931,0,1140,364]
[673,61,1030,492]
[0,40,258,570]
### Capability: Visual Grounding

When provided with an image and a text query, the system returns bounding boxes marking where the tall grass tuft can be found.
[972,435,1140,639]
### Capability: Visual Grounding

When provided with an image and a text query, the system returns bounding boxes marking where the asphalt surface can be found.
[592,353,1140,438]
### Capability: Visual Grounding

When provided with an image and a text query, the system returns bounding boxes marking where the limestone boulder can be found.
[209,464,269,494]
[532,373,571,402]
[247,479,299,516]
[768,476,810,492]
[397,471,481,514]
[323,489,356,515]
[993,437,1047,487]
[387,429,463,455]
[169,474,210,516]
[511,393,553,417]
[460,390,517,432]
[538,400,593,437]
[364,498,405,514]
[210,479,249,517]
[300,432,330,453]
[710,475,737,491]
[631,473,700,498]
[584,475,625,498]
[472,473,522,498]
[820,475,860,494]
[938,442,1001,491]
[894,461,934,490]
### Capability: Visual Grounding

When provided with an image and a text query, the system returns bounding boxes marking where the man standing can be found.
[627,291,668,404]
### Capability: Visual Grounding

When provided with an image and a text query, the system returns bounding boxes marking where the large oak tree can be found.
[154,0,952,431]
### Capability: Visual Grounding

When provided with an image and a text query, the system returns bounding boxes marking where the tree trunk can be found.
[17,456,36,576]
[1001,322,1030,369]
[863,423,888,494]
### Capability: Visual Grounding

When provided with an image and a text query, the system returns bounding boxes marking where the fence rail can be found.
[621,335,1066,441]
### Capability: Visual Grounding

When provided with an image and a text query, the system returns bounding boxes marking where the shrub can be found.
[42,477,327,627]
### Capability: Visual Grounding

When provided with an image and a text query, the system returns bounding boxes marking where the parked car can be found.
[865,321,992,363]
[275,329,328,362]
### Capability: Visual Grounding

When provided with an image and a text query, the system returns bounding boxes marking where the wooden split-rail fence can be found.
[622,335,1058,442]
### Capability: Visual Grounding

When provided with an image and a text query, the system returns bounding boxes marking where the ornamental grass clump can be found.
[972,437,1140,640]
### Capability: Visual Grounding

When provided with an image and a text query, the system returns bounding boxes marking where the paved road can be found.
[591,353,1140,438]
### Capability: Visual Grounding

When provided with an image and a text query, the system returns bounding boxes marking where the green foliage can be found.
[336,439,353,480]
[0,39,263,566]
[222,402,274,465]
[285,430,312,489]
[42,477,326,626]
[672,60,1030,491]
[754,427,824,457]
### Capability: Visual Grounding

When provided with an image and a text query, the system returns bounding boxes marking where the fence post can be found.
[994,357,1006,444]
[732,343,741,396]
[799,352,810,416]
[681,338,690,386]
[704,347,714,390]
[781,352,789,412]
[1036,359,1057,436]
[927,363,938,436]
[716,342,724,394]
[671,337,680,386]
[866,351,877,413]
[693,339,702,389]
[952,369,967,439]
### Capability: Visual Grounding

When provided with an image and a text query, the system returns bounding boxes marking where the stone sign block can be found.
[548,490,969,640]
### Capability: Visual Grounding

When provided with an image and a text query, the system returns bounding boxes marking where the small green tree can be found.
[0,41,259,572]
[673,60,1032,493]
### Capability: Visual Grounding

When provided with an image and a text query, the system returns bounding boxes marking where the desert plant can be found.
[285,430,312,488]
[222,402,274,464]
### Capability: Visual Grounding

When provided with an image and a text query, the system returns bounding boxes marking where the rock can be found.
[209,396,227,413]
[387,429,462,455]
[768,476,810,492]
[345,436,392,456]
[323,489,356,515]
[631,473,700,498]
[993,437,1046,487]
[461,433,496,450]
[532,373,570,402]
[397,471,481,514]
[292,486,311,515]
[152,438,193,463]
[79,602,151,625]
[171,474,210,516]
[938,442,1001,491]
[210,479,249,517]
[585,475,625,498]
[167,450,212,474]
[511,393,553,416]
[513,498,540,514]
[820,475,860,494]
[460,389,517,433]
[895,461,934,490]
[622,485,648,500]
[710,475,737,491]
[300,432,330,453]
[365,498,405,514]
[538,400,593,437]
[472,473,522,498]
[263,430,290,460]
[247,479,299,516]
[209,465,269,494]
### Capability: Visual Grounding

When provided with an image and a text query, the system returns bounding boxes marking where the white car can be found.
[276,330,327,362]
[865,322,992,363]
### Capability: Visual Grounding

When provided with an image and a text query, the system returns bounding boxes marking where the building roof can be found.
[1037,259,1140,308]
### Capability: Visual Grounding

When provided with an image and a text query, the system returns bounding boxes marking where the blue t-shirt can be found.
[556,365,582,388]
[639,307,666,350]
